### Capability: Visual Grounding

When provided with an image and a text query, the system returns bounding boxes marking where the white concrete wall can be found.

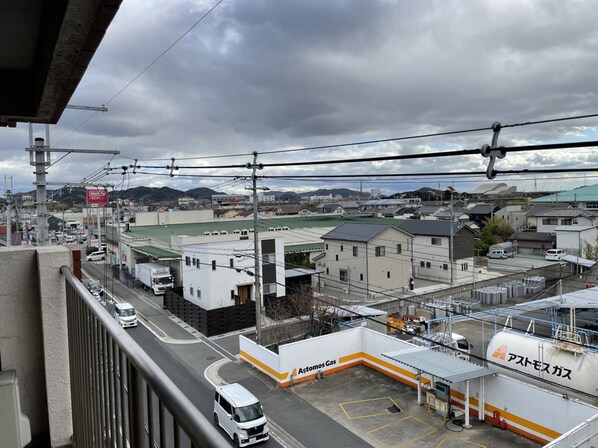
[557,228,598,256]
[0,245,73,447]
[412,235,449,282]
[239,326,598,445]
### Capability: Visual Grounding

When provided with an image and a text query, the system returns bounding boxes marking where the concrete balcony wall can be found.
[0,245,73,447]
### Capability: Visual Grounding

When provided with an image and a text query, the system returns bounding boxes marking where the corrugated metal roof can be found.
[133,245,181,260]
[531,183,598,203]
[382,348,492,383]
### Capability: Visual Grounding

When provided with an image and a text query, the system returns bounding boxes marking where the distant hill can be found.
[298,188,369,198]
[186,187,219,198]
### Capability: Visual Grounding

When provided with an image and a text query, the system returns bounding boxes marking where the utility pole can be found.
[447,186,457,285]
[4,176,13,247]
[246,152,264,345]
[25,105,111,247]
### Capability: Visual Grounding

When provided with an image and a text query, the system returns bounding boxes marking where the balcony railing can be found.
[62,266,229,447]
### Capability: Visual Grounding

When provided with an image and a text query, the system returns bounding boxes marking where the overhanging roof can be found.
[0,1,122,126]
[133,245,181,261]
[382,348,492,384]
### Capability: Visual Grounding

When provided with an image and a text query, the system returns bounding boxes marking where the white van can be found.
[545,248,566,261]
[487,249,507,259]
[113,302,138,328]
[87,250,106,261]
[214,383,269,447]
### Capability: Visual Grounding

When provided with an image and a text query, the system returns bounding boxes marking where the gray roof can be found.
[398,220,473,237]
[322,223,407,242]
[533,208,597,218]
[509,232,556,243]
[468,204,499,214]
[382,347,492,384]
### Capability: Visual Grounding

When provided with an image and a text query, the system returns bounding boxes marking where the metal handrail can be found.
[61,266,229,447]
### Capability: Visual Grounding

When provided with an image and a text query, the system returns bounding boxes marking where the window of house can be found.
[542,218,558,225]
[231,290,235,299]
[431,237,441,246]
[353,246,358,257]
[426,261,431,268]
[340,245,344,252]
[325,244,328,250]
[375,246,385,257]
[360,273,363,281]
[197,290,201,298]
[335,254,339,261]
[211,260,216,270]
[461,262,469,271]
[561,219,572,225]
[326,268,329,275]
[230,258,234,268]
[263,253,275,264]
[443,264,448,271]
[185,256,191,266]
[387,271,390,279]
[586,202,598,209]
[339,269,348,282]
[420,261,425,267]
[263,283,276,294]
[396,244,402,254]
[190,286,194,295]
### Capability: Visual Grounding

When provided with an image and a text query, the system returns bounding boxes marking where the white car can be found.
[545,249,566,261]
[86,250,106,262]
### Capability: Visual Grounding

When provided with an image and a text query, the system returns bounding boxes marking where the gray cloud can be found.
[3,0,598,196]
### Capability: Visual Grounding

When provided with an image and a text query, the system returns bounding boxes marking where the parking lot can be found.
[288,364,542,448]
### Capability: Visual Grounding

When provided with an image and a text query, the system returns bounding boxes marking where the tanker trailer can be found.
[486,330,598,399]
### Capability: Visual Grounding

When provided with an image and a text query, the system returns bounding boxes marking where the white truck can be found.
[410,332,472,360]
[135,262,174,295]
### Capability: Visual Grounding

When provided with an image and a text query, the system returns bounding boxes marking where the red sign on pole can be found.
[86,189,108,205]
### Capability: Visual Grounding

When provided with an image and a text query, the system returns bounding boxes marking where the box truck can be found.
[135,262,174,295]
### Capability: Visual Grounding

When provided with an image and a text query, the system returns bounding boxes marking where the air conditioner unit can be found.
[0,370,31,448]
[370,292,377,300]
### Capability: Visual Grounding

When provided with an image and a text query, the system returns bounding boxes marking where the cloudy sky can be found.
[3,0,598,197]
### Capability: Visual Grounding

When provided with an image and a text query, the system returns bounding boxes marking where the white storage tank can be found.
[486,330,598,399]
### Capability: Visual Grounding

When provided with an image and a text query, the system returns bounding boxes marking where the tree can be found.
[584,237,598,260]
[475,217,515,254]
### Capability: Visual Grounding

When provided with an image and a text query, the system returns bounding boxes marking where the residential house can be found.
[398,220,476,283]
[508,232,556,256]
[320,223,413,299]
[534,209,598,234]
[494,205,529,231]
[415,204,446,220]
[467,204,501,227]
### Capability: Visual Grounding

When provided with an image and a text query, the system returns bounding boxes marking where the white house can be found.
[534,209,598,233]
[181,238,285,311]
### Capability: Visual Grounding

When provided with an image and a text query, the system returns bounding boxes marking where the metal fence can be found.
[62,267,229,448]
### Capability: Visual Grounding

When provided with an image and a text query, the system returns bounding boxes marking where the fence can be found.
[62,267,228,447]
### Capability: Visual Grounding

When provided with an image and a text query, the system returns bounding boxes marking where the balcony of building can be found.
[0,245,229,447]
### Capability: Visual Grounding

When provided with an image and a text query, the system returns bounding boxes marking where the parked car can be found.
[87,281,104,298]
[545,248,567,261]
[487,249,508,260]
[86,250,106,262]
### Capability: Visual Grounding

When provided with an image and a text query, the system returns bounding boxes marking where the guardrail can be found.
[61,266,229,447]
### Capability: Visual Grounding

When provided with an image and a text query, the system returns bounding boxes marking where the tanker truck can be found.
[135,262,174,295]
[486,330,598,399]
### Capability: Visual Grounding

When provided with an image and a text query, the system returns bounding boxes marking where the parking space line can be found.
[435,433,487,448]
[339,396,402,420]
[367,415,436,447]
